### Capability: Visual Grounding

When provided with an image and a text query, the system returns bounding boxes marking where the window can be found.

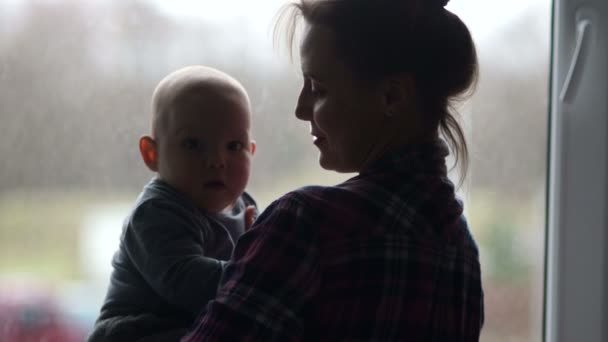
[0,1,570,341]
[546,0,608,340]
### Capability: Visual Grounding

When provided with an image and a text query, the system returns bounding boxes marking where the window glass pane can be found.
[0,1,551,340]
[450,1,551,341]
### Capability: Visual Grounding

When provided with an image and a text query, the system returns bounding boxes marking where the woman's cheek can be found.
[313,102,331,131]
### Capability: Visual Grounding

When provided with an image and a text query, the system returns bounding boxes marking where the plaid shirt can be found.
[183,140,484,342]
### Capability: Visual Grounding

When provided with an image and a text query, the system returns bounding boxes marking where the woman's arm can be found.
[183,192,321,342]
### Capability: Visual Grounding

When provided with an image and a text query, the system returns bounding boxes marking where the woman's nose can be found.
[295,85,312,121]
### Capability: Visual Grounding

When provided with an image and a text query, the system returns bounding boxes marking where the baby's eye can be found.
[182,138,200,151]
[227,141,244,151]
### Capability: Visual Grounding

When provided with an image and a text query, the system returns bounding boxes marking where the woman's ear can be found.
[384,73,416,115]
[249,140,257,155]
[139,136,159,172]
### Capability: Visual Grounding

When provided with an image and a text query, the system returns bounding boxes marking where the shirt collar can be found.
[359,139,451,178]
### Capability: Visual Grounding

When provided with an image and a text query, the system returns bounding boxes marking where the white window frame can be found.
[546,0,608,341]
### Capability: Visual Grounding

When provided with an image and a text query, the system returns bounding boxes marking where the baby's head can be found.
[140,66,255,213]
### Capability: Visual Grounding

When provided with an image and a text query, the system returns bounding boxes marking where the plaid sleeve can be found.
[182,192,321,342]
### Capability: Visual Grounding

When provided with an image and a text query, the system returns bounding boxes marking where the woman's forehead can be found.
[300,25,338,77]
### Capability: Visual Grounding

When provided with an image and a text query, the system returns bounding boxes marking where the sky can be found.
[1,0,551,43]
[147,0,550,41]
[144,0,552,65]
[0,0,551,65]
[148,0,286,24]
[1,0,550,21]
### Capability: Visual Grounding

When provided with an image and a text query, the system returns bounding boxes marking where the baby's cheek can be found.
[231,160,251,190]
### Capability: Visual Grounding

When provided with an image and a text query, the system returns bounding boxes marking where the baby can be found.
[88,66,257,342]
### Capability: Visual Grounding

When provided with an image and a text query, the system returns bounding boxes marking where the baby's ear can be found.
[249,140,256,155]
[139,136,159,172]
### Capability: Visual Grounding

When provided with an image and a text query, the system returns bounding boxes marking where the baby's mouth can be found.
[204,180,226,188]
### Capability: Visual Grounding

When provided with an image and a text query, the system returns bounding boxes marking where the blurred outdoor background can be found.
[0,0,550,341]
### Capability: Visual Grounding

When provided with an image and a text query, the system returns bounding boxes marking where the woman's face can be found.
[296,24,391,173]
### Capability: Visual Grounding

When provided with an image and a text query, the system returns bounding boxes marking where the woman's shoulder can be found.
[267,185,326,209]
[274,184,356,206]
[257,185,338,218]
[259,183,368,225]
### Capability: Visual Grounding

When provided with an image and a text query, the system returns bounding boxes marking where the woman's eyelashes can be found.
[302,77,326,99]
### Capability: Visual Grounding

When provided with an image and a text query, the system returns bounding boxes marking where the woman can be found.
[184,0,483,340]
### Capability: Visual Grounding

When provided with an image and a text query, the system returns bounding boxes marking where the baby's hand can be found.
[244,205,257,231]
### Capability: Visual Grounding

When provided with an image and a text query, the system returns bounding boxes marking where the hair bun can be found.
[427,0,449,9]
[418,0,449,11]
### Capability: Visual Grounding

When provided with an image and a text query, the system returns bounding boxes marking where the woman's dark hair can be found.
[275,0,478,185]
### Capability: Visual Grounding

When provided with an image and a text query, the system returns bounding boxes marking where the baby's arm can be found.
[123,200,224,316]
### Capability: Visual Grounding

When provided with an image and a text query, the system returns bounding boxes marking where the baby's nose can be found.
[204,152,226,169]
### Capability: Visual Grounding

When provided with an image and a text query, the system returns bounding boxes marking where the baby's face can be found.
[156,90,253,213]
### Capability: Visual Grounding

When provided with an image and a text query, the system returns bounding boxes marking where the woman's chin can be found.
[319,155,354,173]
[318,154,334,171]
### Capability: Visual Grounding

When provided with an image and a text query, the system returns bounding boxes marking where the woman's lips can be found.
[313,136,326,146]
